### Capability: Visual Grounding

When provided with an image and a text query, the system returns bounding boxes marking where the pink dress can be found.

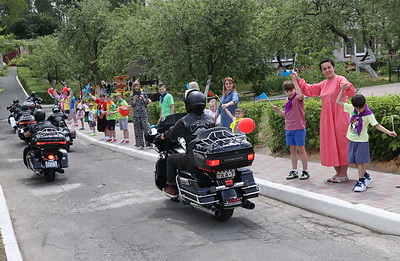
[297,76,355,167]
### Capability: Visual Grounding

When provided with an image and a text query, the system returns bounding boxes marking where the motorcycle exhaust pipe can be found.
[190,203,221,217]
[241,199,255,210]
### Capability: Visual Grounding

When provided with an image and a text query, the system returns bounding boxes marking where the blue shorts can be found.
[285,129,306,146]
[348,141,371,164]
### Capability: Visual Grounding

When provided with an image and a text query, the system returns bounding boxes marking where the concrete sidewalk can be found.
[73,97,400,236]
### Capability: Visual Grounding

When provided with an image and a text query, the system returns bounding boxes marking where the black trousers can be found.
[166,153,188,185]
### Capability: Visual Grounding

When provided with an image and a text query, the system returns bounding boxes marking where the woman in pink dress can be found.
[292,58,356,183]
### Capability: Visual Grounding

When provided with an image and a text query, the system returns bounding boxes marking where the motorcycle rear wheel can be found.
[213,208,234,222]
[44,169,56,182]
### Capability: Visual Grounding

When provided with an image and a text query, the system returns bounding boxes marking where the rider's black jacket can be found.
[47,112,67,127]
[163,112,215,145]
[7,103,21,112]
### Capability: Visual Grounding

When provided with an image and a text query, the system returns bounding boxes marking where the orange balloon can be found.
[238,118,256,134]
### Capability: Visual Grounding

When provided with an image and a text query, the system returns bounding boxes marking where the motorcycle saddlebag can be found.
[189,127,255,171]
[58,149,68,168]
[69,129,76,140]
[234,167,259,199]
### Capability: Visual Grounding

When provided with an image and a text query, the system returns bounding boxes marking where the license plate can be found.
[216,169,235,179]
[45,160,57,168]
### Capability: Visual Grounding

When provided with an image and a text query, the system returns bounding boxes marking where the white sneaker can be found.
[103,136,109,140]
[353,181,367,192]
[363,173,374,187]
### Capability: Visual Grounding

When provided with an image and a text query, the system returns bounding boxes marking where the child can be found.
[102,95,118,142]
[224,107,245,135]
[76,98,85,130]
[83,99,90,130]
[205,99,220,126]
[336,87,397,192]
[272,79,309,180]
[88,103,97,136]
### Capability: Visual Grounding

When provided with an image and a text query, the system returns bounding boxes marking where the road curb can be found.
[78,130,400,236]
[0,186,23,261]
[255,178,400,236]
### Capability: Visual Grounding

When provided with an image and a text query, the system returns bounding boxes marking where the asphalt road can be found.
[1,68,400,260]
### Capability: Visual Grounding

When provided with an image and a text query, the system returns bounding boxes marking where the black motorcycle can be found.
[6,104,21,130]
[24,127,69,182]
[146,114,259,221]
[55,121,76,152]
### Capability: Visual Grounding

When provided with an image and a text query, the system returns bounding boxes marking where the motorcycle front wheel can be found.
[44,168,56,182]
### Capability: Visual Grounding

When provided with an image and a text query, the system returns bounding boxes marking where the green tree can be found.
[7,13,59,39]
[141,0,262,90]
[22,35,71,87]
[60,0,112,86]
[0,0,28,30]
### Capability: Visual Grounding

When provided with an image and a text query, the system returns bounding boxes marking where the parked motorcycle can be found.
[24,127,68,182]
[146,114,260,221]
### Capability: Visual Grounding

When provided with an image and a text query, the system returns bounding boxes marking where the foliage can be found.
[59,0,112,86]
[17,66,53,103]
[142,0,262,90]
[7,13,59,39]
[366,95,400,161]
[0,0,28,30]
[16,35,70,87]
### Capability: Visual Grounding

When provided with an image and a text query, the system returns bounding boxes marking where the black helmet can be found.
[30,91,36,97]
[185,90,206,114]
[13,98,19,104]
[52,106,61,113]
[33,109,46,122]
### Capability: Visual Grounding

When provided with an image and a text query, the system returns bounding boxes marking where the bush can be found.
[17,67,54,103]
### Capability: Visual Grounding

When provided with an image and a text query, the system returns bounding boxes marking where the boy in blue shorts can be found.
[272,78,309,180]
[336,88,397,192]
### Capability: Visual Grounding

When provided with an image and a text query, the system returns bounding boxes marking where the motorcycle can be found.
[146,113,260,221]
[57,122,76,152]
[24,127,68,182]
[6,104,21,130]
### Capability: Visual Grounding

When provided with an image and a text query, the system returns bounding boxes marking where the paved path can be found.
[72,82,400,235]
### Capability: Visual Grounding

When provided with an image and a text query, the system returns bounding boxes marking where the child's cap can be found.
[235,108,245,113]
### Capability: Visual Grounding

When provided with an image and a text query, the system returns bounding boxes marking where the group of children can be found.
[272,74,397,192]
[50,88,98,136]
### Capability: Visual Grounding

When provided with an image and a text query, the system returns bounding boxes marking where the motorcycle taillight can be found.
[47,154,55,160]
[247,153,255,160]
[206,159,220,167]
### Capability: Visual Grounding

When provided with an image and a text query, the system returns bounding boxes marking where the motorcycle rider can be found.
[160,89,215,197]
[15,102,33,122]
[7,98,21,129]
[47,105,67,127]
[26,91,43,104]
[7,98,21,112]
[23,109,62,172]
